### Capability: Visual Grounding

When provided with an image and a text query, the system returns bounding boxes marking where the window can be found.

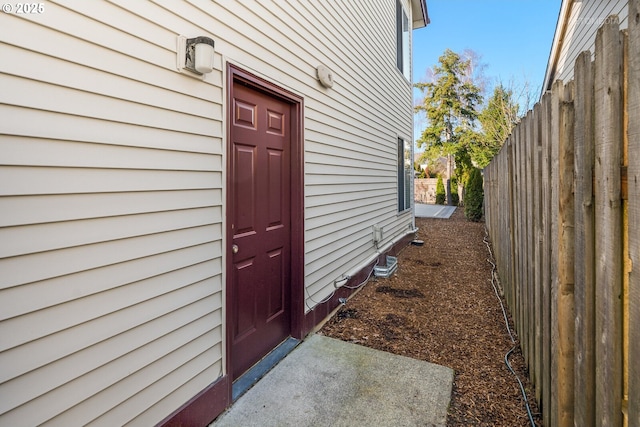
[396,0,410,80]
[398,137,412,211]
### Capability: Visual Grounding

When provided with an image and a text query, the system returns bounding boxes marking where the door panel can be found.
[266,248,284,320]
[233,257,257,340]
[233,144,257,235]
[229,81,292,380]
[267,149,284,226]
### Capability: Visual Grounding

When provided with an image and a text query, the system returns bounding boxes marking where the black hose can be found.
[505,345,537,426]
[484,231,536,427]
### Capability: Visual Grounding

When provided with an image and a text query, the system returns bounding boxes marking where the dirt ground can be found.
[319,209,542,426]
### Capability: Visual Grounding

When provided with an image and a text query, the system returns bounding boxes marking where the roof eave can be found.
[411,0,430,29]
[541,0,573,98]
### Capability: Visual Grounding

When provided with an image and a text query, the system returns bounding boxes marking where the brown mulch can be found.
[319,209,542,426]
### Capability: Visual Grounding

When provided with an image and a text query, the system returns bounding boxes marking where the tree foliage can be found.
[471,85,520,168]
[414,49,483,177]
[414,49,537,207]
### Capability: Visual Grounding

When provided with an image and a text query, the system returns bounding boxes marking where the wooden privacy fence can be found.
[483,6,639,427]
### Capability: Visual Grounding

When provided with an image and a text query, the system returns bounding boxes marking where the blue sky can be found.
[412,0,561,143]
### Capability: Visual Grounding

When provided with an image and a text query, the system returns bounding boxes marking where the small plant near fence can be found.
[451,174,460,206]
[435,175,446,205]
[464,168,483,221]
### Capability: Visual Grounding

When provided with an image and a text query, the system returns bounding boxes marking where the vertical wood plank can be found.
[621,27,630,427]
[515,124,524,339]
[625,0,639,424]
[532,101,543,404]
[505,144,511,297]
[526,110,535,375]
[498,140,510,299]
[558,80,575,427]
[482,12,635,426]
[503,146,509,295]
[508,138,517,314]
[573,49,596,427]
[520,114,530,366]
[550,79,564,427]
[594,18,624,427]
[540,90,553,426]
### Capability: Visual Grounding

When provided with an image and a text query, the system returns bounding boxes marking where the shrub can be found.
[435,175,446,205]
[451,191,460,206]
[450,175,459,206]
[464,168,484,221]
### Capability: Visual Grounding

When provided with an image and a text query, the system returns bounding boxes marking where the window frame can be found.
[396,0,410,80]
[398,137,412,212]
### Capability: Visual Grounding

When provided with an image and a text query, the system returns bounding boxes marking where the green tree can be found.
[435,175,446,205]
[464,168,484,222]
[414,49,483,178]
[471,85,520,168]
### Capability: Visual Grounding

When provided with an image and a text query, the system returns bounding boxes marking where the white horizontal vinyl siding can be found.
[212,0,414,306]
[0,1,224,425]
[554,0,628,83]
[1,0,416,424]
[300,0,414,303]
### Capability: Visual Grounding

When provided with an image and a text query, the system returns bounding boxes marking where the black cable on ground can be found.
[483,230,536,427]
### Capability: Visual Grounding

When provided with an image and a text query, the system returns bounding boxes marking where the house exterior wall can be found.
[0,0,423,425]
[543,0,628,91]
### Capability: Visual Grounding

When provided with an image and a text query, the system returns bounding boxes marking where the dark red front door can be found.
[229,80,292,380]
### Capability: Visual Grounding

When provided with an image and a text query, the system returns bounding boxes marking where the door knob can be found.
[232,244,239,254]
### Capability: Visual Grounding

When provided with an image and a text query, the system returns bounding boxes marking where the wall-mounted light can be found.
[177,35,215,75]
[316,64,334,88]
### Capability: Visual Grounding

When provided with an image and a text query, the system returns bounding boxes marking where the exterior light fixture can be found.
[177,36,215,75]
[316,64,334,88]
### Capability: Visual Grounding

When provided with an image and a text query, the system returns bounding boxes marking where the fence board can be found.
[540,91,552,425]
[515,123,524,343]
[622,28,630,427]
[532,101,543,403]
[594,19,624,427]
[525,110,535,374]
[573,49,596,427]
[520,114,529,366]
[508,138,516,314]
[550,79,563,427]
[521,120,528,352]
[627,0,640,424]
[558,80,575,427]
[483,14,633,426]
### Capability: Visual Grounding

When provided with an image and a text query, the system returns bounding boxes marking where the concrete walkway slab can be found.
[211,334,454,427]
[415,203,456,219]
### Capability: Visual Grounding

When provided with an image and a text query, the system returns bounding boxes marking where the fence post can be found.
[594,18,624,427]
[532,101,543,404]
[558,80,575,427]
[514,122,524,341]
[520,113,530,366]
[508,137,516,315]
[540,91,553,425]
[626,0,639,423]
[573,49,596,427]
[526,110,536,375]
[550,79,564,427]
